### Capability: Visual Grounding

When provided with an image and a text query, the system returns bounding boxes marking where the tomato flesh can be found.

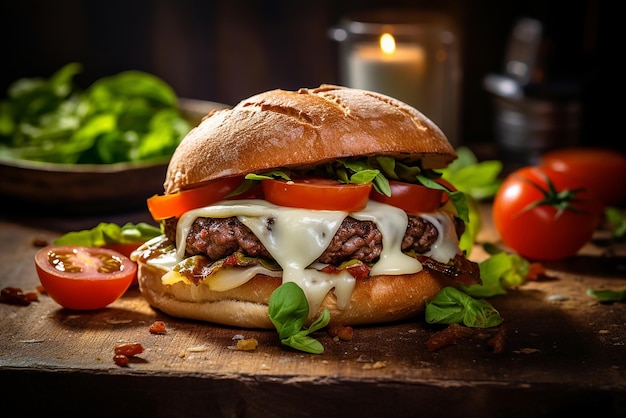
[261,178,372,211]
[147,176,246,220]
[492,166,602,260]
[370,180,444,213]
[540,147,626,206]
[34,246,136,310]
[101,243,141,286]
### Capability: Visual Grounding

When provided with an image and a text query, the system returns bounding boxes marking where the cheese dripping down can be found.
[149,199,460,318]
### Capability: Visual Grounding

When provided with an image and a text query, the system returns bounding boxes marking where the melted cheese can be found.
[352,201,423,276]
[150,199,460,316]
[419,212,461,263]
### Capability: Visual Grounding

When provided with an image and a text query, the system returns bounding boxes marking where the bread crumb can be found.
[362,361,386,370]
[236,338,259,351]
[188,345,208,352]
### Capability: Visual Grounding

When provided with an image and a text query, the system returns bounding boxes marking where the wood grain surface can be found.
[1,204,624,418]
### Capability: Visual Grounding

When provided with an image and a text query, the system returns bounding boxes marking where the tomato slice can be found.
[370,180,444,213]
[261,178,372,211]
[434,178,456,204]
[34,246,137,310]
[147,176,246,220]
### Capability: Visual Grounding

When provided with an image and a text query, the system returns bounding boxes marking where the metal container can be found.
[484,17,582,169]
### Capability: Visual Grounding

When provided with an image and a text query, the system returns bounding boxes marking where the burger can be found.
[132,85,481,334]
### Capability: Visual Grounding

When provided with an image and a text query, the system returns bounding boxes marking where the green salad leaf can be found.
[440,146,503,201]
[0,63,191,164]
[268,282,330,354]
[604,207,626,240]
[436,146,504,255]
[425,286,504,328]
[461,251,530,298]
[54,222,162,247]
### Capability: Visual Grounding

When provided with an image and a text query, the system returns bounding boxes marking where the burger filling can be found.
[135,199,480,317]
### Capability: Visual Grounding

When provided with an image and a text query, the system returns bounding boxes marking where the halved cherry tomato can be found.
[102,243,142,286]
[34,246,137,310]
[147,176,246,220]
[262,178,372,211]
[370,180,444,213]
[540,147,626,206]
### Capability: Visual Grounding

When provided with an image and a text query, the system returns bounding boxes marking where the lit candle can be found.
[347,33,426,109]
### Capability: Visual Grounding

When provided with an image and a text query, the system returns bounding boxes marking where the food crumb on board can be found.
[227,334,259,351]
[547,294,569,302]
[149,320,167,334]
[187,345,208,352]
[362,361,386,370]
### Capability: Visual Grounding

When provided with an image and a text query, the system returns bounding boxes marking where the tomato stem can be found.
[520,169,587,218]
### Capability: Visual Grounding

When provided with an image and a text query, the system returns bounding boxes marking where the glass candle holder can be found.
[330,10,461,145]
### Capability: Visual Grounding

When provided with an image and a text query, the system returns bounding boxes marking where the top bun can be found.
[164,85,456,194]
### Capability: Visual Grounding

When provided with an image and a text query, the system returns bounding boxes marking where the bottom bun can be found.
[137,262,457,329]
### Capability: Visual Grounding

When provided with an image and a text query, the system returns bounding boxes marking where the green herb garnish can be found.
[587,288,626,302]
[425,286,504,328]
[54,222,162,247]
[604,206,626,240]
[268,282,330,354]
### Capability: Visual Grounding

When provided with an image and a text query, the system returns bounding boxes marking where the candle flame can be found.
[379,33,396,55]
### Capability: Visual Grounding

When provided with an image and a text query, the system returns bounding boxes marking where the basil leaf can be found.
[418,174,469,223]
[307,308,331,333]
[337,160,380,183]
[281,333,325,354]
[372,156,399,180]
[268,282,330,354]
[349,169,379,184]
[425,287,503,328]
[394,161,423,180]
[245,170,291,181]
[226,178,259,198]
[371,172,391,196]
[587,288,626,302]
[280,308,330,354]
[268,282,308,340]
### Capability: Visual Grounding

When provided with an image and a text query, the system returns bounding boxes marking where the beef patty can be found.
[164,214,451,266]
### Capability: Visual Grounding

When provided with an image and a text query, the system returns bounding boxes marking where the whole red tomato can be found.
[540,147,626,207]
[492,166,603,260]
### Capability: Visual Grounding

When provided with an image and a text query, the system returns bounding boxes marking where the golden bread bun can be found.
[136,262,458,329]
[164,85,456,194]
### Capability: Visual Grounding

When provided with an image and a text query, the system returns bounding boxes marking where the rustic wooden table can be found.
[1,204,625,417]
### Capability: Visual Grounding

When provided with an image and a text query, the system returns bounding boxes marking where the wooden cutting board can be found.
[1,204,625,417]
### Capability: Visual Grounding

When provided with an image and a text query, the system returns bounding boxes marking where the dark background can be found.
[0,0,615,154]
